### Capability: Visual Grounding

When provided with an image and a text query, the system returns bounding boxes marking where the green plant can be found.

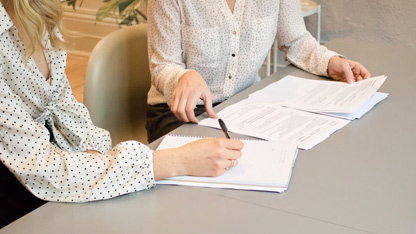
[66,0,147,26]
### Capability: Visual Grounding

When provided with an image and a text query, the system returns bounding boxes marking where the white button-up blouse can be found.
[0,4,155,202]
[147,0,339,106]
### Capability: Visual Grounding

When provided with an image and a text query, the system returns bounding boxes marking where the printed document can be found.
[321,92,388,120]
[199,99,350,150]
[249,75,387,113]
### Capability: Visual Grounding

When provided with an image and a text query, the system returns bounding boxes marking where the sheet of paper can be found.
[158,180,287,192]
[320,92,389,120]
[156,135,298,193]
[199,99,350,150]
[248,75,387,113]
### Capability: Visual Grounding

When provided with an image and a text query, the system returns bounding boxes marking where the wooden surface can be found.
[66,54,89,103]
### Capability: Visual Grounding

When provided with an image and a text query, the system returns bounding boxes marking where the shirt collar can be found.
[0,2,14,35]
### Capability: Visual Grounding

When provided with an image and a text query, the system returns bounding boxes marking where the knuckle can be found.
[213,161,222,170]
[185,106,194,113]
[215,151,226,159]
[213,138,224,148]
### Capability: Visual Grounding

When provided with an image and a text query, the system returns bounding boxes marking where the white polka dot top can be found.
[0,4,155,202]
[147,0,339,106]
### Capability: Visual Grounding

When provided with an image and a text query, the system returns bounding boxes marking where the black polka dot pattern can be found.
[147,0,339,106]
[0,4,155,202]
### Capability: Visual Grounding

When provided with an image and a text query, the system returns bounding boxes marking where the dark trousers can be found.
[146,103,218,143]
[0,163,46,229]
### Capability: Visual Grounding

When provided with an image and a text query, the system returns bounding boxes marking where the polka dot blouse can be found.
[0,4,155,202]
[147,0,339,106]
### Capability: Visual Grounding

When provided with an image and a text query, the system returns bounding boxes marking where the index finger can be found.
[185,95,200,123]
[222,138,244,151]
[173,92,190,122]
[203,92,218,119]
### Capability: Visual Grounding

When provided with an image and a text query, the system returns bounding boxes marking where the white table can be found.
[2,39,415,234]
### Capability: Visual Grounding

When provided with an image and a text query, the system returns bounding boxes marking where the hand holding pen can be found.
[218,119,241,170]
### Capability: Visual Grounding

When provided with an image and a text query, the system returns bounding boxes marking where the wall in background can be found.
[63,1,416,56]
[63,0,117,56]
[62,0,146,56]
[308,0,416,48]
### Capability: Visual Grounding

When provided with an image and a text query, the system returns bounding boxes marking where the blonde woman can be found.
[0,0,243,227]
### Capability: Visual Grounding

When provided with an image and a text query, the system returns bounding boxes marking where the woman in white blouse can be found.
[146,0,371,142]
[0,0,243,227]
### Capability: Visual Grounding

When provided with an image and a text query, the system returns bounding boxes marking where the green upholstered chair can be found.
[83,24,150,145]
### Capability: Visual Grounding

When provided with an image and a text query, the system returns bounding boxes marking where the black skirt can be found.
[145,103,218,143]
[0,162,46,229]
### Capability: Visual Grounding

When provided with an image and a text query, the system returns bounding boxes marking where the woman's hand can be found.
[153,138,244,180]
[328,56,371,84]
[171,70,218,123]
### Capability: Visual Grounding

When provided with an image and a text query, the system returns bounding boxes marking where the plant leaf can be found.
[119,13,138,26]
[66,0,84,10]
[119,0,135,14]
[93,0,147,26]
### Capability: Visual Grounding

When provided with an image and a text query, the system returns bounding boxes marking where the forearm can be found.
[0,82,155,202]
[152,138,244,180]
[284,34,339,76]
[56,76,112,153]
[1,140,155,202]
[276,0,339,76]
[148,0,191,104]
[153,148,186,180]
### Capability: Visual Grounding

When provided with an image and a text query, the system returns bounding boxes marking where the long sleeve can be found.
[276,0,339,76]
[0,78,155,202]
[147,0,193,106]
[44,73,113,153]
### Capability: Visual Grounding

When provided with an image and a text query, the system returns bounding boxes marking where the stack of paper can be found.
[199,100,350,150]
[156,135,298,193]
[199,76,388,149]
[248,75,388,120]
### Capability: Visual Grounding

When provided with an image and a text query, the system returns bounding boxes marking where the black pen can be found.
[218,119,231,139]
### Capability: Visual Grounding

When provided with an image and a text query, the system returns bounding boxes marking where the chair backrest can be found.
[84,24,150,145]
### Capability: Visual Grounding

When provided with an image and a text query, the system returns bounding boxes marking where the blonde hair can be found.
[11,0,66,61]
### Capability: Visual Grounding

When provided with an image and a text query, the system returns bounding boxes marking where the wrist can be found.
[327,55,344,76]
[153,148,187,180]
[179,70,198,82]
